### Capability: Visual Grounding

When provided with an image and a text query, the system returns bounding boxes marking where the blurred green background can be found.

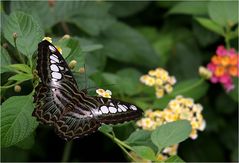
[1,1,238,162]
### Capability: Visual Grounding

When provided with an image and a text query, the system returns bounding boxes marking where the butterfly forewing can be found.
[33,40,81,124]
[33,40,143,140]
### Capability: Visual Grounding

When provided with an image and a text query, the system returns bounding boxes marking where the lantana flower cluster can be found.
[96,88,112,98]
[140,68,176,98]
[207,45,238,92]
[137,96,206,160]
[137,95,206,139]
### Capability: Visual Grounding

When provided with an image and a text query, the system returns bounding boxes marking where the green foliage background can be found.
[0,1,238,162]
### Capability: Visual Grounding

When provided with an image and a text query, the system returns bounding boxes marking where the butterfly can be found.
[33,40,143,141]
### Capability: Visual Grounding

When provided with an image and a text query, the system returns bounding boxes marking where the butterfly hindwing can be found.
[33,40,143,141]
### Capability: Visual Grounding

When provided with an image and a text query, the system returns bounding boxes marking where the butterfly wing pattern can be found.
[33,40,143,141]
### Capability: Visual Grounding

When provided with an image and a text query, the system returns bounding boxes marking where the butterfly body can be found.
[33,40,142,141]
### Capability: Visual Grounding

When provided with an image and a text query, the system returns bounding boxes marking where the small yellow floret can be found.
[43,37,52,43]
[96,88,112,98]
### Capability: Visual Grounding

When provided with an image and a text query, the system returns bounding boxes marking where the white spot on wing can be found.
[119,105,127,112]
[109,107,117,113]
[101,106,109,114]
[49,45,56,52]
[51,72,62,79]
[52,54,58,58]
[50,64,59,72]
[95,110,102,115]
[118,107,122,112]
[130,105,137,110]
[59,66,64,70]
[109,102,114,106]
[50,60,56,63]
[50,55,59,63]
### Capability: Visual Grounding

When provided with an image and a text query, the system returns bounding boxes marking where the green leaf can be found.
[116,68,142,96]
[57,38,85,70]
[8,73,33,82]
[57,1,115,36]
[15,133,35,150]
[171,78,208,99]
[132,146,156,161]
[82,44,103,53]
[8,64,32,74]
[110,1,150,17]
[98,124,113,133]
[151,120,191,152]
[195,17,224,36]
[228,78,238,102]
[192,21,220,47]
[11,1,115,36]
[168,1,208,16]
[208,1,238,27]
[125,129,157,152]
[125,130,151,145]
[91,72,119,88]
[99,22,160,68]
[85,51,107,75]
[10,1,53,29]
[167,41,202,80]
[77,37,103,53]
[1,95,39,147]
[165,155,185,162]
[1,46,11,73]
[3,11,44,57]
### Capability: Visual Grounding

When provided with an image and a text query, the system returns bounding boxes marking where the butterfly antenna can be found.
[84,64,87,90]
[86,83,118,91]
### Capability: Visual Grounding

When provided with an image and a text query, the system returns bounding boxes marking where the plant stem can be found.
[103,132,133,151]
[61,141,73,162]
[0,81,23,89]
[102,132,136,161]
[117,142,136,161]
[225,25,231,49]
[61,21,70,34]
[13,37,25,64]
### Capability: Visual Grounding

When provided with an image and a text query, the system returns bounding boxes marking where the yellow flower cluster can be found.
[140,68,176,98]
[96,89,112,98]
[137,96,206,140]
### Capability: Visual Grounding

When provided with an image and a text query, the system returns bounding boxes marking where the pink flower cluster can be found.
[207,45,238,92]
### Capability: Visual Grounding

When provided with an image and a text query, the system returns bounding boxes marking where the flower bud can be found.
[199,66,212,79]
[78,67,85,74]
[48,0,55,7]
[62,34,70,39]
[68,60,77,69]
[13,32,17,39]
[14,85,21,92]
